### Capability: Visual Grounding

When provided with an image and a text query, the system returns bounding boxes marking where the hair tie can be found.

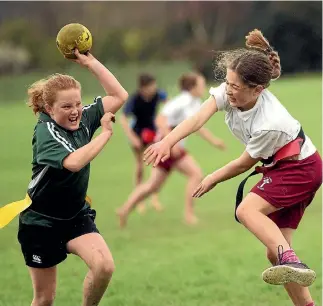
[265,47,273,54]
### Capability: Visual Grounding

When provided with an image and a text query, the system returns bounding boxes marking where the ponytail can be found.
[27,80,46,114]
[245,29,281,80]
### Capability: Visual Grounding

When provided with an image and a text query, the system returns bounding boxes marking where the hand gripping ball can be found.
[56,23,92,59]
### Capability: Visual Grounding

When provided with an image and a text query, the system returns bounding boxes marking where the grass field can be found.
[0,65,321,306]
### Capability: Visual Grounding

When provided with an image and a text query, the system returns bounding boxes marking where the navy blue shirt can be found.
[123,90,167,134]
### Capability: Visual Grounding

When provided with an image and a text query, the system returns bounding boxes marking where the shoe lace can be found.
[277,244,310,269]
[277,245,284,265]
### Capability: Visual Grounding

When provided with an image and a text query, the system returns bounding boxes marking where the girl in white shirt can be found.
[117,73,226,226]
[143,30,322,306]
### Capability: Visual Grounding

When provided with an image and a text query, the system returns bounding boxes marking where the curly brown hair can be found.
[214,29,281,88]
[27,73,81,114]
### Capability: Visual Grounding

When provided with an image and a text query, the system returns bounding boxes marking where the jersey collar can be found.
[38,112,55,123]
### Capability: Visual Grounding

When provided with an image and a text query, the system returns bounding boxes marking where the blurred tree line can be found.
[0,1,321,79]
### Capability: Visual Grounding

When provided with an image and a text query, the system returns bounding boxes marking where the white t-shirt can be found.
[209,82,316,161]
[161,91,202,127]
[161,91,202,146]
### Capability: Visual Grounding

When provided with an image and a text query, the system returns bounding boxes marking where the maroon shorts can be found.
[251,151,322,229]
[157,149,187,172]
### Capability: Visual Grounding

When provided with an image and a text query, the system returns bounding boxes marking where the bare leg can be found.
[174,155,203,225]
[132,148,146,214]
[132,148,163,213]
[151,192,163,211]
[67,233,114,306]
[236,192,316,287]
[267,228,314,306]
[29,267,57,306]
[236,193,291,255]
[117,167,169,228]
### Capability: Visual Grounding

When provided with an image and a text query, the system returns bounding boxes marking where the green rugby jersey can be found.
[20,96,104,225]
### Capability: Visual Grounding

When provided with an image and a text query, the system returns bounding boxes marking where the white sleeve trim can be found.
[46,122,75,152]
[82,96,102,110]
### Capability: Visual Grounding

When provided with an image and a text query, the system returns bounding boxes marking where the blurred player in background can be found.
[120,73,167,213]
[144,30,321,306]
[117,72,226,227]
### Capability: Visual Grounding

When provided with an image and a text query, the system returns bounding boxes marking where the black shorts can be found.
[18,207,99,268]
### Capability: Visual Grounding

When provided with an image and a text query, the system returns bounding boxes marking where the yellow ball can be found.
[56,23,92,59]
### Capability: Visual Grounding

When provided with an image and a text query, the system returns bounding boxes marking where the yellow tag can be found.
[0,194,32,229]
[0,194,92,228]
[85,195,92,206]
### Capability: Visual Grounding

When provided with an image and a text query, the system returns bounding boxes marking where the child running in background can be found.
[117,72,226,227]
[120,73,167,213]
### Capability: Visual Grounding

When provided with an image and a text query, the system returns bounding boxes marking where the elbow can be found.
[232,160,252,174]
[64,164,82,173]
[63,158,83,173]
[119,90,129,104]
[115,90,129,111]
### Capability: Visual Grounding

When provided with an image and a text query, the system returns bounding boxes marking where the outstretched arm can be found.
[162,95,218,147]
[143,95,219,166]
[193,151,261,198]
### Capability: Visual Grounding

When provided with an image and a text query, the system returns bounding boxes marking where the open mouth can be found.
[69,117,78,124]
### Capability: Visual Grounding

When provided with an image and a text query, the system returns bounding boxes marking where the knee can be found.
[190,169,203,183]
[266,249,277,265]
[33,292,55,306]
[135,162,143,174]
[144,181,161,194]
[92,257,115,281]
[235,205,248,224]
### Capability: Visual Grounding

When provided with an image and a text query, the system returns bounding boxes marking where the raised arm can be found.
[73,49,128,114]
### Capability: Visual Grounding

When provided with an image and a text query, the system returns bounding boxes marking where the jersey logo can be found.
[257,177,272,190]
[32,255,42,264]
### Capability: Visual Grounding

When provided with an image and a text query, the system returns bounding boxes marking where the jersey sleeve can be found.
[246,130,293,159]
[36,122,76,169]
[157,89,168,102]
[123,95,136,116]
[209,82,229,112]
[82,96,105,138]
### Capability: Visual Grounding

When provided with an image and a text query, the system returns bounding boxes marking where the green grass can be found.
[0,68,321,305]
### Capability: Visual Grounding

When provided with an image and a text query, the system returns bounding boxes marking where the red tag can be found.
[141,128,156,144]
[274,137,303,162]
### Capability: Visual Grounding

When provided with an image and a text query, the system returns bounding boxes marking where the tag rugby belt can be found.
[0,193,92,229]
[235,127,305,223]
